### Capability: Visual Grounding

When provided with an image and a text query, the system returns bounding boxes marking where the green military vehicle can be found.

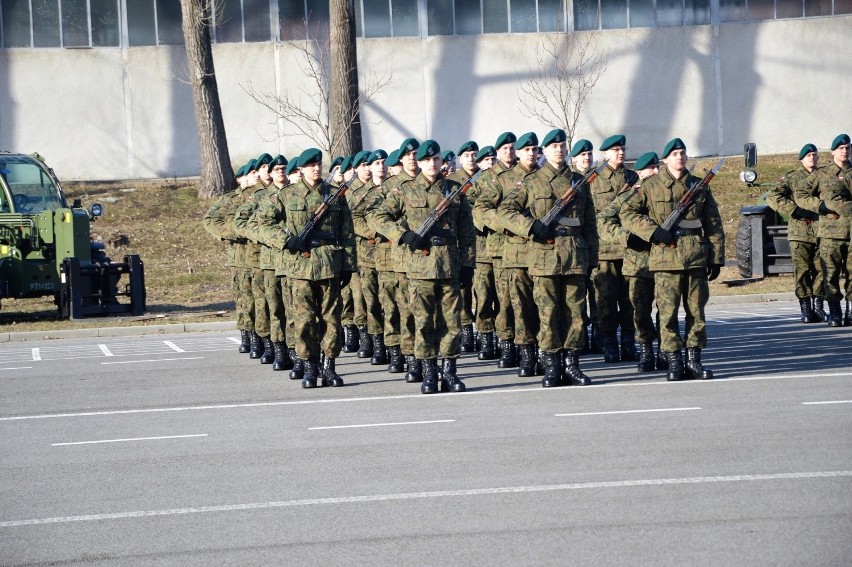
[0,152,145,320]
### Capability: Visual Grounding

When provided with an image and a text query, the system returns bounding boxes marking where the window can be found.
[2,0,33,47]
[33,0,61,47]
[363,0,391,37]
[91,0,119,46]
[538,0,563,31]
[428,0,454,34]
[483,0,509,32]
[156,0,184,45]
[455,0,481,34]
[573,0,599,30]
[127,0,156,45]
[630,0,656,27]
[244,0,270,41]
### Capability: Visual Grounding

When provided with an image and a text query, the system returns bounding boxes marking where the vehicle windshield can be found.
[0,155,65,214]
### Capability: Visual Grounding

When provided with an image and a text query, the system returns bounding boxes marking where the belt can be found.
[309,238,337,247]
[429,236,454,247]
[674,228,702,237]
[677,219,703,229]
[554,226,582,237]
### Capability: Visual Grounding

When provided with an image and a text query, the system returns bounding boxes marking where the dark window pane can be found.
[91,0,120,46]
[573,0,598,30]
[305,0,329,40]
[719,0,746,20]
[483,0,508,32]
[279,0,305,40]
[62,0,89,46]
[776,0,803,17]
[354,0,363,36]
[748,0,775,18]
[657,0,684,24]
[456,0,481,34]
[156,0,184,44]
[538,0,563,31]
[428,0,453,34]
[364,0,392,36]
[128,0,156,45]
[804,0,831,15]
[836,0,852,13]
[33,0,61,47]
[684,0,710,23]
[630,0,655,26]
[393,0,419,35]
[243,0,270,41]
[511,0,536,31]
[218,0,243,42]
[600,0,626,28]
[2,0,31,47]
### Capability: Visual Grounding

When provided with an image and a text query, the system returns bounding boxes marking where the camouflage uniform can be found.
[365,179,402,352]
[349,176,385,356]
[237,184,270,352]
[448,169,481,335]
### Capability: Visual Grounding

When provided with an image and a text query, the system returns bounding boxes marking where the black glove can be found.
[285,236,310,253]
[339,271,352,288]
[400,230,426,251]
[530,220,554,241]
[651,227,675,246]
[818,201,838,216]
[707,264,722,281]
[459,266,474,289]
[626,233,648,251]
[791,207,819,221]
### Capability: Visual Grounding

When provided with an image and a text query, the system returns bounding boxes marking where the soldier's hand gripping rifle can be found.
[295,172,356,258]
[531,160,608,243]
[657,158,724,246]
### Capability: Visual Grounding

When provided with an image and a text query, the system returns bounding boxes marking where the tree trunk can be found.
[179,0,234,199]
[329,0,362,157]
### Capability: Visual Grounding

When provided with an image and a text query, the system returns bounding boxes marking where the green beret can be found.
[245,158,259,172]
[494,131,517,149]
[269,154,288,169]
[514,132,538,150]
[385,149,401,167]
[634,151,659,171]
[339,155,353,173]
[830,133,850,150]
[662,137,687,158]
[476,145,496,162]
[352,150,371,168]
[330,156,343,169]
[399,137,420,155]
[234,164,246,178]
[571,139,593,157]
[256,153,273,167]
[416,139,441,160]
[458,140,479,155]
[441,150,456,162]
[285,158,300,176]
[542,129,567,147]
[798,143,817,160]
[600,134,626,151]
[367,149,388,164]
[298,148,322,167]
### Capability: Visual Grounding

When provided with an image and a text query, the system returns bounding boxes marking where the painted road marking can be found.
[163,341,185,353]
[52,434,208,447]
[555,407,701,417]
[802,400,852,405]
[31,348,40,361]
[0,367,33,371]
[98,344,114,357]
[309,419,455,431]
[101,357,203,365]
[228,337,241,344]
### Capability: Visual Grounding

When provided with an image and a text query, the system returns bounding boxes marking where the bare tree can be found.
[518,33,608,149]
[179,0,235,199]
[330,0,361,156]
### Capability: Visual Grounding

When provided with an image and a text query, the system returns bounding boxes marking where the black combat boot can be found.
[272,342,293,371]
[478,331,497,360]
[387,345,405,373]
[342,325,359,353]
[563,350,591,386]
[799,297,817,324]
[289,350,304,380]
[581,326,592,355]
[249,332,263,359]
[541,352,562,388]
[655,345,668,370]
[440,358,466,392]
[517,344,537,377]
[827,301,843,327]
[590,325,603,354]
[357,326,372,358]
[405,355,422,383]
[535,347,544,375]
[421,359,439,394]
[665,350,684,381]
[685,347,713,380]
[321,357,344,387]
[238,330,251,353]
[637,342,655,372]
[460,325,477,353]
[497,339,517,368]
[370,334,387,365]
[260,337,275,364]
[813,297,828,322]
[601,331,619,363]
[620,332,638,362]
[301,358,319,388]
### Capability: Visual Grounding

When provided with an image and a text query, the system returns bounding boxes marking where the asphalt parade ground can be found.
[1,298,850,566]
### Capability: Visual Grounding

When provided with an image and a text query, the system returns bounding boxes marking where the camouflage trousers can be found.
[409,278,462,360]
[461,281,475,326]
[263,270,286,343]
[790,240,824,299]
[818,239,850,302]
[533,274,587,353]
[280,276,296,346]
[654,269,709,352]
[250,268,270,337]
[359,266,384,335]
[234,268,254,332]
[341,271,366,326]
[378,269,401,347]
[473,261,498,333]
[592,260,634,333]
[290,277,342,361]
[493,259,515,340]
[629,275,657,344]
[397,271,416,355]
[509,267,538,345]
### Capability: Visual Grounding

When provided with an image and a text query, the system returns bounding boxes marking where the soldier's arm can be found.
[792,172,823,213]
[583,192,599,268]
[764,180,798,217]
[351,194,376,240]
[338,197,357,272]
[472,177,502,232]
[597,190,633,246]
[233,200,257,240]
[495,184,533,237]
[457,195,476,268]
[371,189,407,244]
[255,195,287,250]
[202,195,228,239]
[701,188,726,266]
[619,187,658,242]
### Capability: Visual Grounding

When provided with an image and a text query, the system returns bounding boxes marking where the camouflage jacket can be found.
[232,184,266,269]
[620,165,725,271]
[255,179,356,280]
[450,167,489,263]
[590,165,639,261]
[793,161,852,240]
[234,184,284,271]
[471,161,512,259]
[202,186,246,268]
[348,176,378,270]
[599,182,652,278]
[489,163,540,269]
[367,171,415,273]
[766,166,818,244]
[497,162,598,277]
[370,172,475,280]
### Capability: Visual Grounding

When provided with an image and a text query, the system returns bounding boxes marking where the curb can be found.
[1,293,796,344]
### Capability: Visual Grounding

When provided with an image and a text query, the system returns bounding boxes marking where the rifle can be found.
[297,173,357,258]
[411,168,485,255]
[537,160,608,232]
[659,158,724,235]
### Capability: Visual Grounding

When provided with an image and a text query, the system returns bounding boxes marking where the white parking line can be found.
[163,341,185,353]
[802,400,852,405]
[31,348,40,361]
[52,434,208,447]
[98,344,114,357]
[0,367,33,371]
[228,337,241,344]
[555,407,701,417]
[101,357,203,365]
[2,470,848,528]
[309,419,455,430]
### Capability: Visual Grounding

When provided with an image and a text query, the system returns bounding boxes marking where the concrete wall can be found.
[0,15,849,180]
